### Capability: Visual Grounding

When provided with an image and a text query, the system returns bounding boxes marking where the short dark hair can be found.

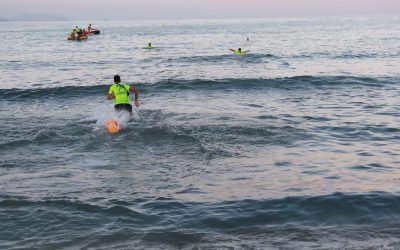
[114,75,121,83]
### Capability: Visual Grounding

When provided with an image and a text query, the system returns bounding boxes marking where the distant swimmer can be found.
[247,37,250,42]
[229,48,249,56]
[106,75,139,114]
[145,42,154,49]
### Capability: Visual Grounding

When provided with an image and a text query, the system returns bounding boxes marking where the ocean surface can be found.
[1,16,400,249]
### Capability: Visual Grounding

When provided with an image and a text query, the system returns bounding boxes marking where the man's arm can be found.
[106,93,114,100]
[106,85,115,100]
[229,48,235,52]
[130,85,139,107]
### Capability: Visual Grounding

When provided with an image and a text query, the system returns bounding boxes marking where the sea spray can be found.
[94,102,138,131]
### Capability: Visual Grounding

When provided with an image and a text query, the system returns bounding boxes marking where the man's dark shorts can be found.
[115,104,132,113]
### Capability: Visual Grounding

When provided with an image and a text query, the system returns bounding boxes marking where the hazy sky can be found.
[0,0,399,20]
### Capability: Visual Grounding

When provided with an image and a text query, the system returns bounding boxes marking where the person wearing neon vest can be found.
[145,42,154,49]
[229,47,249,56]
[74,26,82,35]
[106,75,139,113]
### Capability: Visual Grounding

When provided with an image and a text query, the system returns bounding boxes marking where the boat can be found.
[86,29,100,35]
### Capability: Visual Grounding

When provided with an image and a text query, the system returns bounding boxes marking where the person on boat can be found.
[229,48,249,55]
[87,23,92,31]
[74,26,83,36]
[69,29,76,40]
[106,75,139,113]
[76,30,87,40]
[81,29,87,37]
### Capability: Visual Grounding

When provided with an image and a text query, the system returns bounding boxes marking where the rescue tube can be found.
[105,119,120,134]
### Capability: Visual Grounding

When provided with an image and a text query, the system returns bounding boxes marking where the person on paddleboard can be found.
[106,75,139,113]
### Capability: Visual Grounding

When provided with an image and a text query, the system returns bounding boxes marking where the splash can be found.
[94,103,138,132]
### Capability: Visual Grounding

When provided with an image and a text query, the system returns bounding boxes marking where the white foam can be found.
[94,102,138,130]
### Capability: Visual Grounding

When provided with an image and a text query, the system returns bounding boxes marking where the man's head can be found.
[238,48,242,52]
[148,42,152,46]
[114,75,121,83]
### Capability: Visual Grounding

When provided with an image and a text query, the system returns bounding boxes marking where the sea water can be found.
[1,16,400,249]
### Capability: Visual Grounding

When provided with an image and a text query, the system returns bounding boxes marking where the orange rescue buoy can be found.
[105,119,120,134]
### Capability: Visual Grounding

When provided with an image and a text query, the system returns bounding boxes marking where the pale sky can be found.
[0,0,399,20]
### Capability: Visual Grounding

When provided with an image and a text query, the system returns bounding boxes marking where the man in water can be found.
[229,48,249,55]
[106,75,139,113]
[145,42,153,49]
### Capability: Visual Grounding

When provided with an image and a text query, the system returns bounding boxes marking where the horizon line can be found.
[1,13,399,23]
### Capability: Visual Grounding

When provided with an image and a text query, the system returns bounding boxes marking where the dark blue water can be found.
[1,17,400,249]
